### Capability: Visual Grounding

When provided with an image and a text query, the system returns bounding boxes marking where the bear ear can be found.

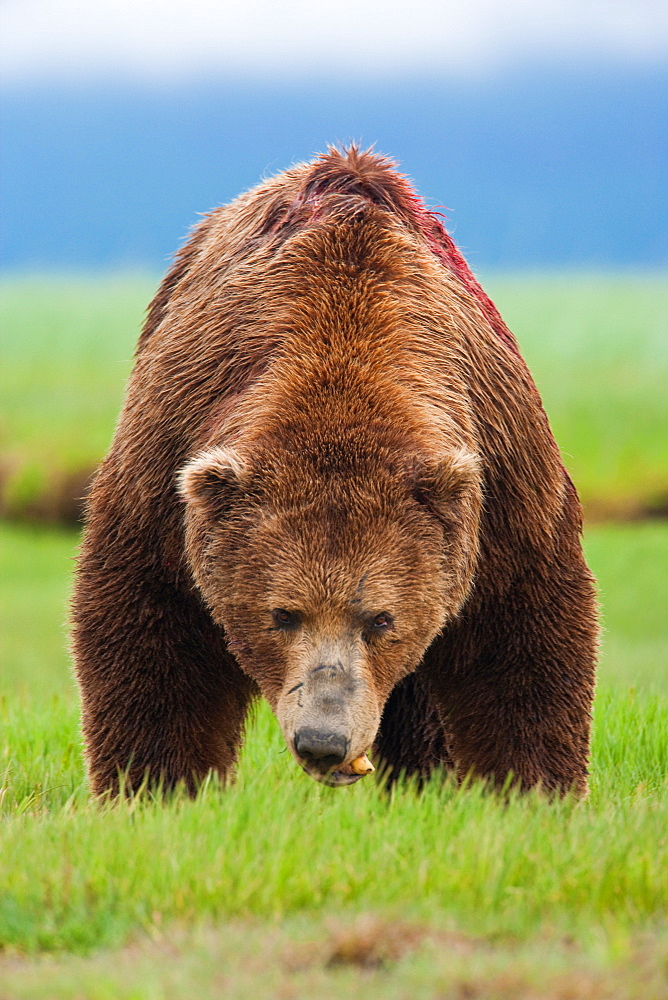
[177,447,247,521]
[413,448,481,525]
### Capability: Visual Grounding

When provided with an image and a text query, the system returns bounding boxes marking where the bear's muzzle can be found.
[276,646,381,787]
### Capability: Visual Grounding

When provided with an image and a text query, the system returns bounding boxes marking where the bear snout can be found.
[294,728,349,770]
[276,647,381,786]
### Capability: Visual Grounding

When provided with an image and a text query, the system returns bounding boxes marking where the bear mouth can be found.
[301,766,364,787]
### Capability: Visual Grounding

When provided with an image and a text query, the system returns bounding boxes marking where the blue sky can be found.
[1,1,666,270]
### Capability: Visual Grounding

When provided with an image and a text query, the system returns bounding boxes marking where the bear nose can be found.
[294,728,349,770]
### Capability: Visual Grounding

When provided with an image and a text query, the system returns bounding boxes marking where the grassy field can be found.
[1,273,667,997]
[1,272,668,519]
[1,522,667,997]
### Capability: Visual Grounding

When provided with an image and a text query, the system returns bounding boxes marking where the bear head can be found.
[178,442,481,786]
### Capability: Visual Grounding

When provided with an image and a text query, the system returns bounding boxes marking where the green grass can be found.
[585,522,668,692]
[0,523,666,996]
[2,920,665,1000]
[1,272,667,517]
[0,525,78,700]
[486,273,668,513]
[0,275,150,514]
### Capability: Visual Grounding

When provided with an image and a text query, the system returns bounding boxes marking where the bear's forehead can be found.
[256,516,419,576]
[257,496,416,544]
[238,494,436,610]
[257,538,422,614]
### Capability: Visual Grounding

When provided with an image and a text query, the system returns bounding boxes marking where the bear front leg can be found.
[374,672,454,787]
[72,519,256,797]
[425,547,598,796]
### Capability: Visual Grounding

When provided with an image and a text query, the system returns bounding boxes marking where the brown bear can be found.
[72,146,598,797]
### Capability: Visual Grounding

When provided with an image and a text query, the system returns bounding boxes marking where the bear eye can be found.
[272,608,301,629]
[371,612,393,629]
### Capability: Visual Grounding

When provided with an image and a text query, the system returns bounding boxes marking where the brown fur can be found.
[72,147,598,797]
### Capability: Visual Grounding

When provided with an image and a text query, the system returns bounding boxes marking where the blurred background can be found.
[1,0,667,271]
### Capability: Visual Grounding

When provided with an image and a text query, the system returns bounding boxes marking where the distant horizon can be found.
[2,68,666,271]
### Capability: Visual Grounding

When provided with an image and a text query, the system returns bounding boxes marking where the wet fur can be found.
[72,147,598,796]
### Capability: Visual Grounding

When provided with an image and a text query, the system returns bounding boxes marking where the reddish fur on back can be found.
[273,146,519,357]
